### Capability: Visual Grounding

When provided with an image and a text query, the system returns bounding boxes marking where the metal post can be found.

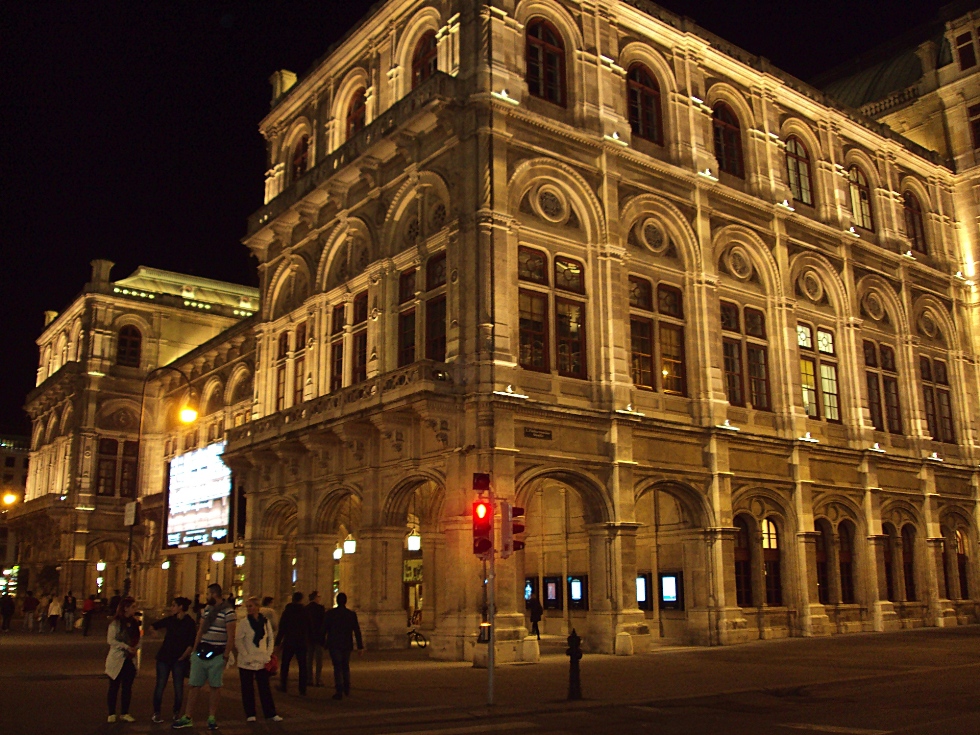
[487,489,495,706]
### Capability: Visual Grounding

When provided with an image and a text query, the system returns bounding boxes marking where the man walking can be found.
[274,591,308,696]
[150,597,196,724]
[306,591,326,687]
[63,590,77,632]
[22,590,38,632]
[173,584,236,732]
[321,592,363,700]
[0,591,14,632]
[527,594,543,640]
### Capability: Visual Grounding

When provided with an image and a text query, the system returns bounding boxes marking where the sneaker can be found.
[207,716,219,731]
[107,715,117,723]
[152,714,164,723]
[120,714,136,723]
[246,716,256,722]
[172,716,193,730]
[269,715,283,722]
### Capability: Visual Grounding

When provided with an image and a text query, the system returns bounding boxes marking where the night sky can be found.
[0,0,943,435]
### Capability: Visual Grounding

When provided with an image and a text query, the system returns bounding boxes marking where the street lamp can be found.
[123,365,197,599]
[2,491,19,507]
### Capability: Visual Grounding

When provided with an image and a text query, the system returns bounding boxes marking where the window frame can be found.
[712,102,745,178]
[864,340,902,434]
[626,63,663,145]
[525,19,567,107]
[720,302,770,411]
[784,135,814,206]
[902,191,927,254]
[291,135,310,182]
[956,31,977,71]
[411,30,439,89]
[798,323,841,423]
[847,165,875,231]
[346,87,367,140]
[116,325,142,368]
[921,356,955,443]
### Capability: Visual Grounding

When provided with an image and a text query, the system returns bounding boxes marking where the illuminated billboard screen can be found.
[165,441,232,549]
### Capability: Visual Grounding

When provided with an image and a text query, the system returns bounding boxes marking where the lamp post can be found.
[123,365,198,599]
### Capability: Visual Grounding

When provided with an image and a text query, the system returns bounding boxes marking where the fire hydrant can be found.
[566,629,583,700]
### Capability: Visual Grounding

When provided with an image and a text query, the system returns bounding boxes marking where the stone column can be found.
[797,530,830,636]
[243,539,282,603]
[583,523,649,655]
[429,516,482,662]
[356,526,406,649]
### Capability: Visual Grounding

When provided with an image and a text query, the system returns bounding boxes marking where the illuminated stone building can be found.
[11,261,257,598]
[0,435,29,591]
[219,0,980,662]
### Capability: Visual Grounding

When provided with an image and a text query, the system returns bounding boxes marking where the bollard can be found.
[566,628,583,700]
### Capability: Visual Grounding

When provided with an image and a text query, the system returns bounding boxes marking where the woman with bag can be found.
[235,597,282,723]
[105,597,140,723]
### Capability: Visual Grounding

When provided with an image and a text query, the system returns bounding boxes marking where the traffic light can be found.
[473,500,492,555]
[500,501,526,558]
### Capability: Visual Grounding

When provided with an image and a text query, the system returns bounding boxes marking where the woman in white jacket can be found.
[235,597,281,722]
[105,596,140,723]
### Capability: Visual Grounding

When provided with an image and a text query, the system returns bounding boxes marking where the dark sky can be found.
[0,0,944,435]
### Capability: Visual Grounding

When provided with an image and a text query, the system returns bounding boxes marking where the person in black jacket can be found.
[274,591,308,695]
[527,594,543,640]
[320,592,363,700]
[305,592,326,687]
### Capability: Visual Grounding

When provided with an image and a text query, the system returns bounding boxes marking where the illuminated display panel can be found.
[165,441,232,549]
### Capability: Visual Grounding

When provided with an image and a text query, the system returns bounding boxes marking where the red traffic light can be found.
[473,500,492,555]
[475,502,489,519]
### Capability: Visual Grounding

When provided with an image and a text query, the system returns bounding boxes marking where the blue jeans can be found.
[153,659,188,716]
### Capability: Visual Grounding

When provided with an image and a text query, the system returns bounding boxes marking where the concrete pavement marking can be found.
[781,728,891,735]
[375,721,537,735]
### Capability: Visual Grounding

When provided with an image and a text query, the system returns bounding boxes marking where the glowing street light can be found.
[211,551,226,563]
[2,491,18,507]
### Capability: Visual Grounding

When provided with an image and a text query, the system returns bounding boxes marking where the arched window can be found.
[275,331,289,412]
[720,301,770,410]
[901,524,917,602]
[734,516,753,607]
[838,521,855,604]
[882,524,896,601]
[346,88,367,140]
[291,135,310,182]
[526,19,566,107]
[815,520,831,605]
[785,136,813,206]
[412,31,438,89]
[116,326,141,367]
[627,64,662,145]
[712,103,744,178]
[903,191,927,253]
[956,529,969,600]
[294,321,307,404]
[761,518,782,606]
[848,166,874,231]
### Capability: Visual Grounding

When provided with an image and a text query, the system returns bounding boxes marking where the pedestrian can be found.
[172,583,237,731]
[236,597,283,723]
[0,591,14,632]
[321,592,363,700]
[149,597,196,724]
[527,594,543,640]
[22,590,39,632]
[36,596,49,632]
[105,596,140,723]
[47,595,62,632]
[274,591,308,696]
[306,591,326,687]
[82,594,96,636]
[63,590,78,632]
[259,596,279,633]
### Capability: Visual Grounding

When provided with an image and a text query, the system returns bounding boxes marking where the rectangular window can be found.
[519,247,548,285]
[923,385,938,439]
[937,390,955,443]
[657,285,683,318]
[764,559,783,606]
[747,345,770,410]
[425,296,447,362]
[801,357,818,418]
[722,339,744,406]
[519,290,548,371]
[426,252,447,289]
[275,364,286,411]
[398,310,416,367]
[883,376,902,434]
[119,441,139,498]
[957,32,977,70]
[720,301,740,332]
[820,363,840,422]
[629,276,653,310]
[554,257,585,294]
[332,304,346,335]
[352,331,367,384]
[330,341,344,393]
[735,560,752,607]
[293,354,305,405]
[630,318,655,389]
[867,372,884,431]
[744,308,766,339]
[970,104,980,151]
[399,270,417,304]
[797,324,813,350]
[555,298,586,378]
[353,292,369,325]
[660,324,686,396]
[96,438,119,497]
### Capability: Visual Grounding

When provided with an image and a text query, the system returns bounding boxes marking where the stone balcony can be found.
[225,360,457,452]
[247,71,458,236]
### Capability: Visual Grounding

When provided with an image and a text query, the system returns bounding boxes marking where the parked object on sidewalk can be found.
[321,592,363,700]
[106,597,140,721]
[236,597,280,722]
[566,629,583,700]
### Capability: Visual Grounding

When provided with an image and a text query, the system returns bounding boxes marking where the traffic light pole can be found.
[487,490,496,707]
